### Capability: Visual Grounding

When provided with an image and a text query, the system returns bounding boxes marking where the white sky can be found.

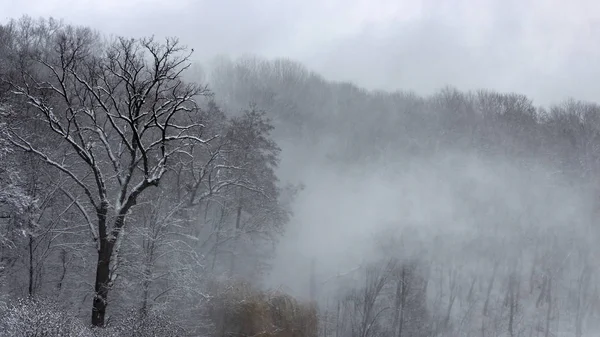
[2,0,600,105]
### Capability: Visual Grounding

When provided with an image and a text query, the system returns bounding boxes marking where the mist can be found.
[3,0,600,104]
[268,146,597,294]
[2,2,600,336]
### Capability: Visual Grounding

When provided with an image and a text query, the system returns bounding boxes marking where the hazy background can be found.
[3,0,600,106]
[4,0,598,298]
[3,2,600,335]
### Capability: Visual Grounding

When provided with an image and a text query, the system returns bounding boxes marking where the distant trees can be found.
[4,13,600,337]
[205,55,600,337]
[207,56,600,176]
[0,16,291,331]
[320,258,430,337]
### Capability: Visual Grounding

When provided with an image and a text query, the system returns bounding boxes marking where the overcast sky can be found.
[2,0,600,106]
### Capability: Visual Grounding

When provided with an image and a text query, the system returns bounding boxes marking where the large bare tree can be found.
[3,21,213,326]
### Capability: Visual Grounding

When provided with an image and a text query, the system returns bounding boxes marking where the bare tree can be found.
[341,259,396,337]
[575,260,593,337]
[3,22,214,326]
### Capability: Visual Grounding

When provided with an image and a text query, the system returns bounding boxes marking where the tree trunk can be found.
[56,249,67,291]
[397,266,408,337]
[211,231,220,272]
[483,264,497,317]
[391,279,400,336]
[398,297,405,337]
[141,275,150,316]
[141,248,154,316]
[506,272,520,337]
[575,265,589,337]
[544,277,552,337]
[211,207,226,272]
[228,204,242,277]
[335,299,341,337]
[28,234,34,297]
[91,238,114,327]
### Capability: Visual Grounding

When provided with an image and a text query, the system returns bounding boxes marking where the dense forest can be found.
[2,16,600,337]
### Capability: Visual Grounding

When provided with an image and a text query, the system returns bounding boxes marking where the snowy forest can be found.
[2,15,600,337]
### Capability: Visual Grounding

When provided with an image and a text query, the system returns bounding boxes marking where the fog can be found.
[269,146,597,298]
[4,0,600,104]
[2,2,600,336]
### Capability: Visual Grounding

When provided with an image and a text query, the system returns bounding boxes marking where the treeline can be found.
[0,16,301,335]
[207,51,600,336]
[209,54,600,179]
[2,15,600,337]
